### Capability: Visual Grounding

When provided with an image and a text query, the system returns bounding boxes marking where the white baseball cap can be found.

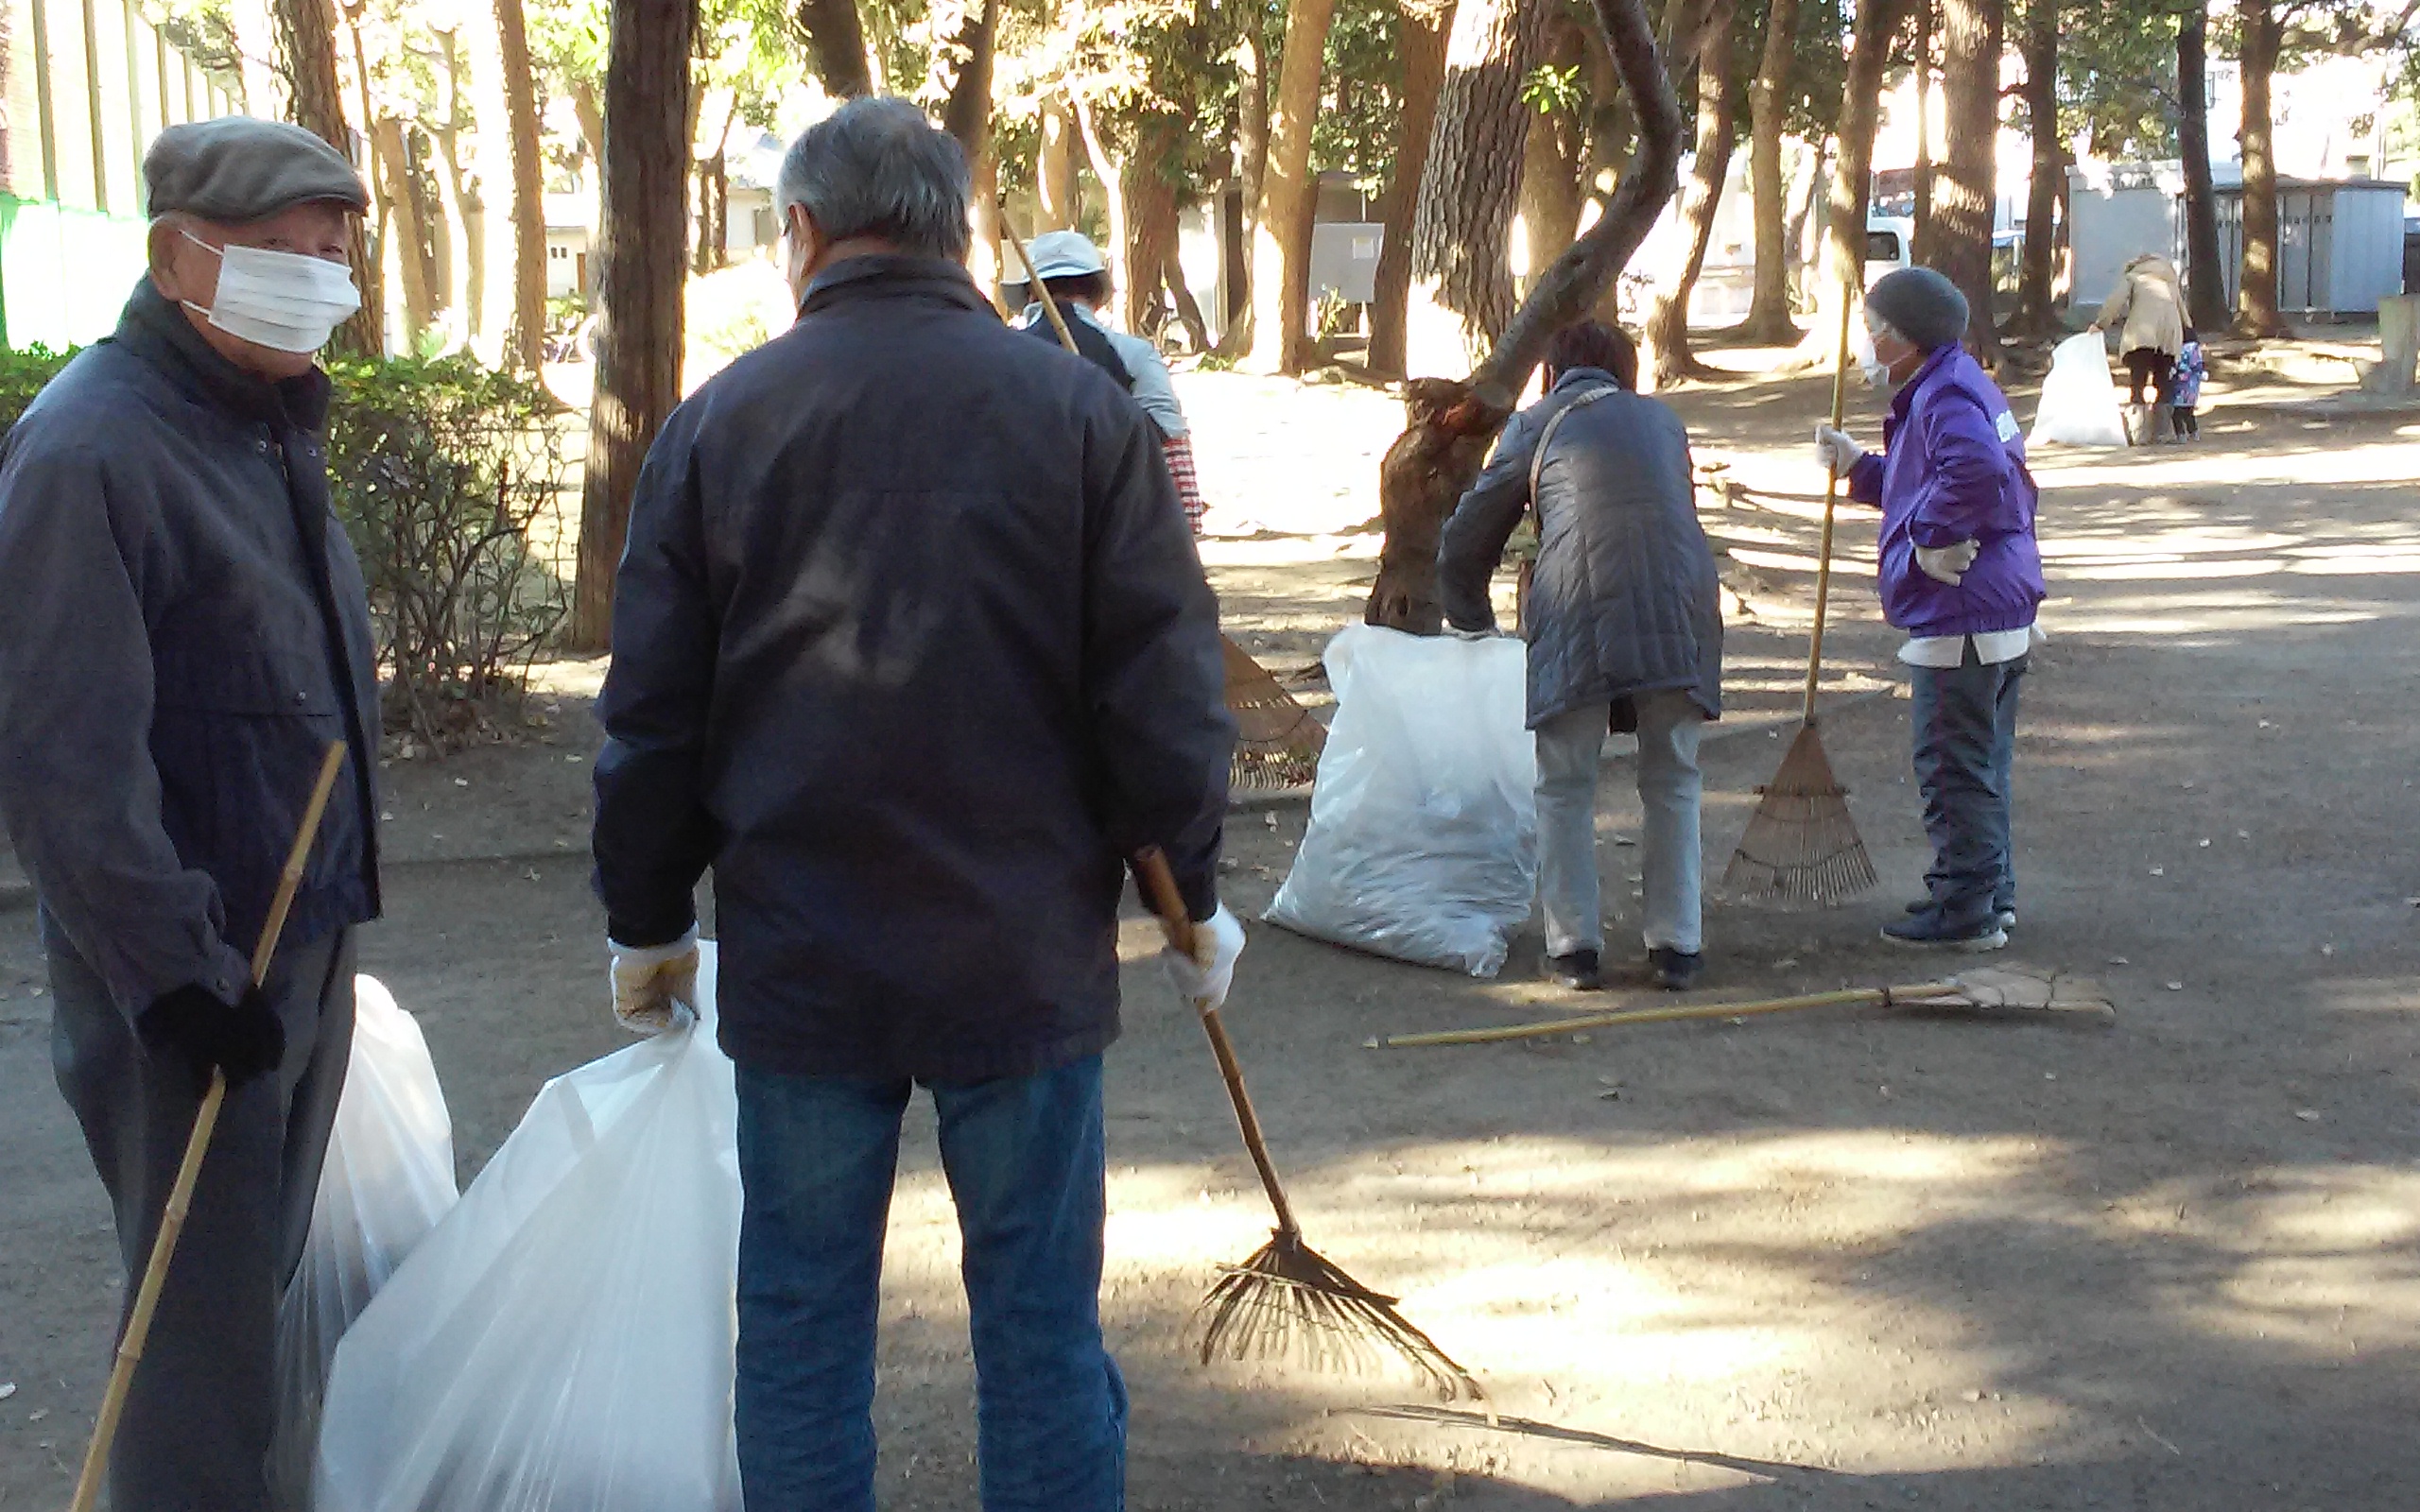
[1026,230,1108,282]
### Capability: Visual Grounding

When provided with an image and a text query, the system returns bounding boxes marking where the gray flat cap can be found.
[144,117,369,222]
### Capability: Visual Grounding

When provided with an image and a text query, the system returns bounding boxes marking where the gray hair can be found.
[776,97,971,262]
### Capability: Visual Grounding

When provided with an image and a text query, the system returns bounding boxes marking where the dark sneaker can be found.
[1649,948,1702,991]
[1906,899,2017,930]
[1883,910,2009,952]
[1547,949,1602,991]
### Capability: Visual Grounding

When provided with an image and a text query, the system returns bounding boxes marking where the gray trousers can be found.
[47,921,355,1512]
[1535,689,1705,958]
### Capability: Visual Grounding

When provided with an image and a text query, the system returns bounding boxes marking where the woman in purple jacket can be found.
[1813,267,2047,952]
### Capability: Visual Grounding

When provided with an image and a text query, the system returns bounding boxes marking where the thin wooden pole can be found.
[1372,980,1963,1050]
[1803,290,1854,725]
[69,741,350,1512]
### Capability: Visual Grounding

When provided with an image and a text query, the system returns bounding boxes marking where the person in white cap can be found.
[1014,229,1208,532]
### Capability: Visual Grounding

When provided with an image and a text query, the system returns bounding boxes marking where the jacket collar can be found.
[801,255,993,319]
[1887,343,1965,426]
[1552,366,1623,394]
[114,276,333,433]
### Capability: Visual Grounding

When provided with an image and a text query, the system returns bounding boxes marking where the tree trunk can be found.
[1038,95,1080,227]
[1074,97,1130,311]
[462,4,516,364]
[969,152,1004,306]
[1367,0,1452,376]
[1124,115,1184,335]
[1738,0,1801,342]
[1642,0,1737,387]
[1515,9,1589,297]
[430,30,480,343]
[571,0,696,650]
[371,118,437,342]
[495,0,548,369]
[940,0,1000,163]
[274,0,382,356]
[2014,0,2059,334]
[1366,0,1684,633]
[1402,0,1553,376]
[1215,25,1271,352]
[795,0,872,97]
[2177,2,2225,332]
[2236,0,2286,336]
[1166,244,1211,349]
[1244,0,1340,373]
[571,80,607,173]
[1910,0,1932,266]
[1784,0,1906,368]
[1933,0,2000,360]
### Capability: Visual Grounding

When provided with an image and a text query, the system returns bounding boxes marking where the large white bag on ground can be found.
[268,975,458,1512]
[1266,626,1537,976]
[2031,331,2129,447]
[314,945,743,1512]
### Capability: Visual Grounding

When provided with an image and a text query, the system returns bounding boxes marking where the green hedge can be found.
[0,344,569,749]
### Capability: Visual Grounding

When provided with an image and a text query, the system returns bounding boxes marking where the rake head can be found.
[1198,1228,1478,1400]
[1222,635,1326,792]
[1721,720,1879,908]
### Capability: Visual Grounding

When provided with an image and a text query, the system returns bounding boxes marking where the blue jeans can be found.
[1535,689,1705,956]
[734,1056,1126,1512]
[1909,647,2026,925]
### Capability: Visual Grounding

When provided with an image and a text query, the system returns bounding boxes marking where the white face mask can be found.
[1853,318,1892,389]
[182,230,361,354]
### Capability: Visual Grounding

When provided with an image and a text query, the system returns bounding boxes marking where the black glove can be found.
[141,984,286,1091]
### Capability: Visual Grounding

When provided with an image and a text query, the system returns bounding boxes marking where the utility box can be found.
[2366,293,2420,394]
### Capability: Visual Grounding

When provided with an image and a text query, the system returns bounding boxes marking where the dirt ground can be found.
[7,344,2420,1509]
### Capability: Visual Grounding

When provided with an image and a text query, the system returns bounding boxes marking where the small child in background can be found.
[2169,327,2206,439]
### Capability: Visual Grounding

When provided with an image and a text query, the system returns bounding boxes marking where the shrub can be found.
[0,342,569,751]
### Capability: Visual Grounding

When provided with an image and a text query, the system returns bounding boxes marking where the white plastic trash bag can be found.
[314,945,744,1512]
[2031,331,2129,447]
[268,975,457,1511]
[1266,626,1537,976]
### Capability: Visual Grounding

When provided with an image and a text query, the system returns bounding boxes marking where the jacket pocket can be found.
[154,642,342,716]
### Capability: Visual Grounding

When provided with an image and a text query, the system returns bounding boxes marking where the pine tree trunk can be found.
[940,0,1000,162]
[1403,0,1553,376]
[1784,0,1906,369]
[571,0,695,650]
[1738,0,1801,342]
[430,32,479,341]
[1515,10,1589,297]
[1367,0,1453,377]
[2177,0,2227,333]
[795,0,872,98]
[1642,0,1737,388]
[2236,0,2287,336]
[275,0,383,356]
[2014,0,2059,334]
[1366,0,1683,633]
[1934,0,2000,360]
[1215,26,1271,349]
[1245,0,1340,373]
[495,0,548,369]
[1038,96,1080,228]
[1074,97,1131,309]
[462,5,516,363]
[969,153,1004,304]
[1910,0,1932,266]
[1124,116,1184,335]
[371,118,437,342]
[1166,245,1211,349]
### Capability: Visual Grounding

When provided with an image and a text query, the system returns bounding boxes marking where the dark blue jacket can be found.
[1846,344,2047,639]
[1436,368,1723,731]
[592,256,1232,1084]
[0,281,381,1016]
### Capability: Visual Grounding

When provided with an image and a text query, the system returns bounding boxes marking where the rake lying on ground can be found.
[1133,849,1478,1399]
[1367,966,2117,1050]
[995,216,1328,796]
[1720,296,1879,908]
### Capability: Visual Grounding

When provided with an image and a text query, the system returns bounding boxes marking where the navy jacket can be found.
[0,281,381,1016]
[1437,368,1723,731]
[593,256,1232,1084]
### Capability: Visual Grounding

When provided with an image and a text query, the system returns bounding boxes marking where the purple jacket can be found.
[1845,344,2046,639]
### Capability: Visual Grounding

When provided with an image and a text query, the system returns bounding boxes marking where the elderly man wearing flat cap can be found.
[0,117,381,1509]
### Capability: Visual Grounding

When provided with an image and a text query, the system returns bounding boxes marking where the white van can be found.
[1864,215,1915,286]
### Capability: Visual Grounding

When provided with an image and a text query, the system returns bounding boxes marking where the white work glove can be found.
[1162,903,1247,1010]
[1813,424,1866,476]
[609,930,700,1036]
[1913,539,1981,588]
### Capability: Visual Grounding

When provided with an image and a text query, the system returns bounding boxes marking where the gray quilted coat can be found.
[1436,367,1723,732]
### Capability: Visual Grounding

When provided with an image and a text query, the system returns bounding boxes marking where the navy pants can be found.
[733,1054,1126,1512]
[1909,647,2026,926]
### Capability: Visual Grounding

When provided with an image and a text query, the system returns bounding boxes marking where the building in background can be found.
[0,0,242,349]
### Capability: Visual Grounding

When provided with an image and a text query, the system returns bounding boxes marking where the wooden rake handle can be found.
[1133,848,1302,1240]
[70,740,351,1512]
[1373,979,1963,1050]
[1804,291,1855,727]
